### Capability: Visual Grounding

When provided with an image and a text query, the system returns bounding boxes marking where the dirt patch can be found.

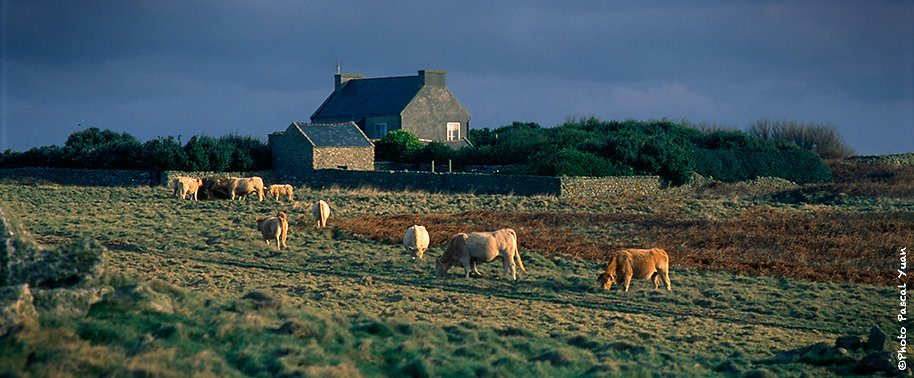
[336,209,906,285]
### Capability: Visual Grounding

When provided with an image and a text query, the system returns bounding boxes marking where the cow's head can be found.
[436,233,467,278]
[256,217,266,231]
[408,246,424,260]
[598,272,615,290]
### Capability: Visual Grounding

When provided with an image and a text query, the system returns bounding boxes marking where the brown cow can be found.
[436,229,526,280]
[256,211,288,250]
[269,184,294,202]
[597,248,671,292]
[173,177,203,200]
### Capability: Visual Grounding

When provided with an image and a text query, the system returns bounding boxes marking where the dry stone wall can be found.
[1,167,699,197]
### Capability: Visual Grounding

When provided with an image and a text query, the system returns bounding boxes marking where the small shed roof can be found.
[286,122,374,148]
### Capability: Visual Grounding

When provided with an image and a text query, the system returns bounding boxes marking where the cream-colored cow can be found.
[436,228,526,280]
[597,248,671,292]
[403,225,430,259]
[256,211,288,250]
[173,177,203,200]
[312,200,330,228]
[268,184,294,202]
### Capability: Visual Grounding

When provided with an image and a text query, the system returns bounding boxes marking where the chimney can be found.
[335,73,363,92]
[418,70,446,87]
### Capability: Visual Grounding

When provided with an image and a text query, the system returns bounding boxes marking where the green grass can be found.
[0,183,902,376]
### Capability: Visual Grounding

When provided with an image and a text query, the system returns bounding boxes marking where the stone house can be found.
[310,69,471,146]
[269,122,374,175]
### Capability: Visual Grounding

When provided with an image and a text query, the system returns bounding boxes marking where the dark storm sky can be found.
[2,0,912,155]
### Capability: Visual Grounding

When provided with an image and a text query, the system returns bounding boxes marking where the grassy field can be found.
[0,161,909,376]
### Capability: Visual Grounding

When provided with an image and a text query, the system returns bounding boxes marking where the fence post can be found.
[448,159,452,173]
[431,160,435,173]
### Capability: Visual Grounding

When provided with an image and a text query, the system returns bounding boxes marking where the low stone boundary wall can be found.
[1,167,697,197]
[0,168,156,187]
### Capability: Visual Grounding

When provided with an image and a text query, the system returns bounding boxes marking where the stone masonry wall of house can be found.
[312,147,374,171]
[0,167,693,197]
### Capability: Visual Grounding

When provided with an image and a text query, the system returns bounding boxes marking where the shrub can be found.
[521,148,630,177]
[375,130,424,162]
[748,119,855,159]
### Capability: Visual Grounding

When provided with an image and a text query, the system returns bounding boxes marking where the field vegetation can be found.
[0,157,909,376]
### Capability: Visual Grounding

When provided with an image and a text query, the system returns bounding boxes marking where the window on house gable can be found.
[447,122,460,141]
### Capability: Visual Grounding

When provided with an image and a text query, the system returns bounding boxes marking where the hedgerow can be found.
[460,119,832,185]
[0,127,270,172]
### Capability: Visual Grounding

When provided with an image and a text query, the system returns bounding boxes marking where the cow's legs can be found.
[470,260,483,276]
[503,254,517,280]
[622,276,632,292]
[461,257,472,278]
[661,268,672,290]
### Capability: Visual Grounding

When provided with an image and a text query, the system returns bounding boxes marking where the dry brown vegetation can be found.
[338,206,907,286]
[827,157,914,199]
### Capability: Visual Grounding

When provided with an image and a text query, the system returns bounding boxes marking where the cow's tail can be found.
[510,229,526,273]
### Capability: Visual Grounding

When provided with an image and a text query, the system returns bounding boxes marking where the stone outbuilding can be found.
[269,122,374,176]
[310,69,471,146]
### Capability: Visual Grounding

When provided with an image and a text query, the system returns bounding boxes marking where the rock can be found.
[835,335,862,350]
[32,285,112,317]
[7,239,108,288]
[102,283,174,314]
[866,325,887,351]
[860,352,894,373]
[0,284,38,336]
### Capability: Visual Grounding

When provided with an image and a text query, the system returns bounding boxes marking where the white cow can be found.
[403,225,430,259]
[436,228,526,280]
[312,200,331,228]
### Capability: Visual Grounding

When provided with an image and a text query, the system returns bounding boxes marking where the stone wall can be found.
[313,147,374,171]
[560,176,667,197]
[0,168,156,187]
[1,167,698,197]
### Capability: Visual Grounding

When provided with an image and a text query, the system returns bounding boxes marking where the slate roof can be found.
[311,76,421,120]
[288,122,374,148]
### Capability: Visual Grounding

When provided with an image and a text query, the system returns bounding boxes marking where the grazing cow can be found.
[403,225,430,259]
[201,177,226,199]
[227,177,265,201]
[597,248,671,292]
[256,211,288,250]
[436,228,526,280]
[173,177,203,200]
[268,184,294,202]
[312,200,330,228]
[205,177,265,201]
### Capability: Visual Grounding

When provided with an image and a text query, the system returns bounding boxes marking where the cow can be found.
[597,248,671,292]
[256,211,288,250]
[436,228,526,280]
[228,177,265,201]
[403,225,430,259]
[201,177,232,200]
[312,200,330,228]
[268,184,294,202]
[173,177,203,200]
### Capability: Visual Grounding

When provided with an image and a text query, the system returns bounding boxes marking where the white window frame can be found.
[447,122,460,141]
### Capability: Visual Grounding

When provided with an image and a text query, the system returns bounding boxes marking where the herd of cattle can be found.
[172,176,673,292]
